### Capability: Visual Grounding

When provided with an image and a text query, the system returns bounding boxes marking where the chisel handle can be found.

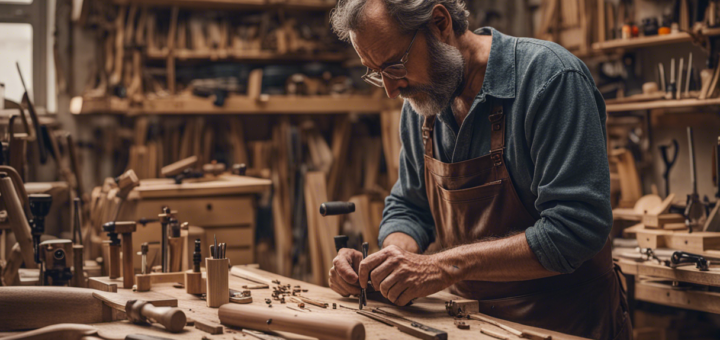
[334,235,349,253]
[320,202,355,216]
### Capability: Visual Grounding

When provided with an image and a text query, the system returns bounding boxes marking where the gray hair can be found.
[330,0,470,41]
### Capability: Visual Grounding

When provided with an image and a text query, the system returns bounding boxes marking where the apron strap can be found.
[422,116,436,157]
[489,103,505,154]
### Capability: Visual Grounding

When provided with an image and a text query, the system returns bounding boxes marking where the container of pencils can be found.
[206,242,229,308]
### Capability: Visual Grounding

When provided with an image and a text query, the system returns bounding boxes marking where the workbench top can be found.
[2,266,586,340]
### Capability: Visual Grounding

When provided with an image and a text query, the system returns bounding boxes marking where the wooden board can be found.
[128,174,270,199]
[636,281,720,314]
[636,229,720,254]
[615,258,720,287]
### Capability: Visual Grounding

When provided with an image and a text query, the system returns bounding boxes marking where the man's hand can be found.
[329,248,363,297]
[358,245,454,306]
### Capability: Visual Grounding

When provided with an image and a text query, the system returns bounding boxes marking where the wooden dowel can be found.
[219,304,365,340]
[122,233,134,288]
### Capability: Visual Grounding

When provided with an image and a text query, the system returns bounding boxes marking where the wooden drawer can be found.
[129,196,255,228]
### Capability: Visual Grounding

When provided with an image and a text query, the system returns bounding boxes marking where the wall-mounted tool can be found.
[39,239,74,286]
[102,221,137,288]
[16,62,49,164]
[659,139,679,197]
[685,127,706,232]
[706,137,720,232]
[670,251,709,271]
[29,194,52,265]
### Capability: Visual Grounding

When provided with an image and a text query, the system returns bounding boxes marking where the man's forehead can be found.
[350,26,407,70]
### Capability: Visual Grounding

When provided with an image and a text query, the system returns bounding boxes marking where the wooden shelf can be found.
[113,0,336,11]
[592,32,697,53]
[77,95,400,115]
[147,49,350,63]
[606,97,720,112]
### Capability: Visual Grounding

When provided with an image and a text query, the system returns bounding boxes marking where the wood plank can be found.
[636,229,720,253]
[636,261,720,287]
[304,171,337,286]
[636,281,720,314]
[606,97,720,112]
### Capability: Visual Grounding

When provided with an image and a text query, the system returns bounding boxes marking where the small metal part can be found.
[265,298,272,304]
[241,290,251,297]
[298,302,305,308]
[454,319,469,330]
[272,279,280,284]
[333,303,337,309]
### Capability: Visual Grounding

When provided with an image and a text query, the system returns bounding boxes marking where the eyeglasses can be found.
[361,30,419,88]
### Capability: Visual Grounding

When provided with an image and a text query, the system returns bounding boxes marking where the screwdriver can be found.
[359,242,369,309]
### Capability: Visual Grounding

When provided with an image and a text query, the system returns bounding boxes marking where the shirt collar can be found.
[474,27,517,100]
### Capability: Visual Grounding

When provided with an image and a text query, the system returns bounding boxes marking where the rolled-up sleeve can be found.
[524,70,613,274]
[378,104,436,252]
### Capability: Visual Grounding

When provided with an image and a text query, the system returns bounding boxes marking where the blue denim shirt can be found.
[378,28,612,274]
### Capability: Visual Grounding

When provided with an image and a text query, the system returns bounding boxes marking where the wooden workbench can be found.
[3,265,586,340]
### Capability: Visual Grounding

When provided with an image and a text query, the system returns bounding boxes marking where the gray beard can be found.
[399,33,465,118]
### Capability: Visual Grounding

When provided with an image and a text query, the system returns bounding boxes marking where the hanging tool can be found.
[670,251,709,271]
[16,62,50,164]
[685,52,693,96]
[685,127,706,232]
[29,194,52,265]
[72,197,83,245]
[659,139,679,197]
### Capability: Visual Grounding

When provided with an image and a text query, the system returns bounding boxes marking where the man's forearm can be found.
[382,232,420,254]
[434,233,558,282]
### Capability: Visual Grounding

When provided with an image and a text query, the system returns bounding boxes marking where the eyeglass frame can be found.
[361,30,419,88]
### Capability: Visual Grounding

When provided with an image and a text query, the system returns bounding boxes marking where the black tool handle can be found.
[671,251,709,271]
[320,202,355,216]
[334,235,349,253]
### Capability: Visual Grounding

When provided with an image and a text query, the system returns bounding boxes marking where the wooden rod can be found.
[72,245,85,288]
[121,233,134,289]
[219,304,365,340]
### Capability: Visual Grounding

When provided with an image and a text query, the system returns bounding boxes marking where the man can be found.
[328,1,631,339]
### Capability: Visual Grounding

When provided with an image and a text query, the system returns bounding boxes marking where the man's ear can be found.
[429,4,453,42]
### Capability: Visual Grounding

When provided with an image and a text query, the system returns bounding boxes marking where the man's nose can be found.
[382,76,406,99]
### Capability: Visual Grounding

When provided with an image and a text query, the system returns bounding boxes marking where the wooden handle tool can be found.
[219,303,365,340]
[126,299,187,333]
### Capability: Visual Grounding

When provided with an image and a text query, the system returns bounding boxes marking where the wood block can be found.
[206,258,229,308]
[636,229,720,253]
[194,319,223,334]
[161,156,198,177]
[88,277,119,292]
[185,270,206,295]
[642,213,685,228]
[135,274,152,292]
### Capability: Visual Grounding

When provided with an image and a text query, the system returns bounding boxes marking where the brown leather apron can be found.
[422,102,632,340]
